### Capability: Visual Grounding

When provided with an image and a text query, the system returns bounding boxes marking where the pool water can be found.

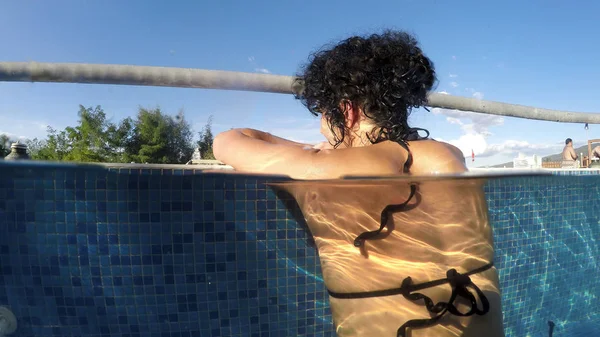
[0,161,599,337]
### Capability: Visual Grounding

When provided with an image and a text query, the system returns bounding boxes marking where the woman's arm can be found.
[213,128,316,177]
[236,129,314,148]
[213,128,398,179]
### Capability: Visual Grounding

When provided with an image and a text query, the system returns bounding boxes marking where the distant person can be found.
[561,138,579,168]
[214,30,504,336]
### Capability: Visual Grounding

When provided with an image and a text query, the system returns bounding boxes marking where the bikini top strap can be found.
[404,127,430,141]
[353,184,417,247]
[398,127,430,174]
[353,127,431,246]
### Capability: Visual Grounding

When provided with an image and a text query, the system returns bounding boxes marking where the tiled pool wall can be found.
[486,173,600,337]
[0,163,599,337]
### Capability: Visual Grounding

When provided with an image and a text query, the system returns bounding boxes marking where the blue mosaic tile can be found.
[0,162,599,337]
[0,163,332,337]
[485,175,600,337]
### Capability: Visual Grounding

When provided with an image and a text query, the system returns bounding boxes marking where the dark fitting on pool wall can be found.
[3,141,30,160]
[548,320,555,337]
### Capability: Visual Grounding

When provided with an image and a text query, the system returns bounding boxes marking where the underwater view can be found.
[1,161,599,336]
[2,3,600,336]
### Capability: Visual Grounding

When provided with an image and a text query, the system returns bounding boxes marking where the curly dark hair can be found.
[294,30,436,147]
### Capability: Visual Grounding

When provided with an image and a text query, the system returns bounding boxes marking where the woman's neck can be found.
[338,123,381,148]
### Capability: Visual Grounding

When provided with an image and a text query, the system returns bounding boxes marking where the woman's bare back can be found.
[282,140,505,337]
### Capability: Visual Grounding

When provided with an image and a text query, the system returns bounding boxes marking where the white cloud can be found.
[450,82,459,88]
[483,140,564,158]
[248,56,270,74]
[438,91,450,95]
[432,107,503,135]
[435,89,567,160]
[432,91,493,136]
[438,135,565,159]
[437,133,487,156]
[0,117,49,140]
[461,123,494,137]
[433,89,509,158]
[449,74,458,78]
[445,117,463,125]
[0,131,29,141]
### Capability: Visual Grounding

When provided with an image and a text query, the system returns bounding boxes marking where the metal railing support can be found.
[1,61,599,124]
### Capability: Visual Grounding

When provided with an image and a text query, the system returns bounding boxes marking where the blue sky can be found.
[1,0,600,167]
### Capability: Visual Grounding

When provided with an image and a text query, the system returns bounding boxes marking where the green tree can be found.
[124,107,195,164]
[25,137,48,160]
[0,134,15,158]
[197,115,215,159]
[19,105,197,165]
[27,106,129,163]
[63,105,121,162]
[27,127,72,161]
[107,117,135,160]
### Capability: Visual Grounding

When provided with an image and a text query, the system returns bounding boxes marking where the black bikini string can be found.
[327,262,493,337]
[353,184,417,247]
[395,263,492,337]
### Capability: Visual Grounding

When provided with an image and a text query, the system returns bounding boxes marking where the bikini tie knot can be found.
[447,269,472,288]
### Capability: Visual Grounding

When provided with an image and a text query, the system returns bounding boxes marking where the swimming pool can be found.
[0,161,598,337]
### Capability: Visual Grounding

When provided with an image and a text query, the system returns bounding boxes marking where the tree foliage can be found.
[2,105,216,164]
[197,115,215,160]
[123,108,195,164]
[26,106,127,162]
[0,134,15,158]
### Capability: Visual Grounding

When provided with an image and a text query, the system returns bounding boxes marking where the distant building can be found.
[513,153,541,169]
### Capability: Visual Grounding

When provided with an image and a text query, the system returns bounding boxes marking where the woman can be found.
[214,30,505,337]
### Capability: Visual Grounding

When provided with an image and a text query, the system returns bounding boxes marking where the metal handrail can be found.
[1,61,599,124]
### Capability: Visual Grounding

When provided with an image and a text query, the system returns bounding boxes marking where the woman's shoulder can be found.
[349,139,467,175]
[407,140,468,174]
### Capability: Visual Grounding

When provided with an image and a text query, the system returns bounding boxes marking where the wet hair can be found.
[566,138,572,145]
[294,29,436,147]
